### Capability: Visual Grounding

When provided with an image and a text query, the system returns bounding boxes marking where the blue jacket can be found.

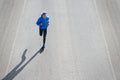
[36,16,49,29]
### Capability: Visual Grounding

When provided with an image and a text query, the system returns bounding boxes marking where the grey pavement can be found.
[0,0,120,80]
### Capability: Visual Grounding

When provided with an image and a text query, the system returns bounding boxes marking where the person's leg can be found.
[43,29,47,47]
[39,28,43,36]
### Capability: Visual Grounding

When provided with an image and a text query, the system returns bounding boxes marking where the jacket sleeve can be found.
[47,17,49,26]
[36,17,42,26]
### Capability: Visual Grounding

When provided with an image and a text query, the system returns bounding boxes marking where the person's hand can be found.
[40,23,42,26]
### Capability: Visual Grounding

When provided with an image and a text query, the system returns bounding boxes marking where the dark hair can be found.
[41,13,47,16]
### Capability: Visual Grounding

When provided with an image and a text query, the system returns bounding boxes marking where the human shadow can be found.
[2,46,45,80]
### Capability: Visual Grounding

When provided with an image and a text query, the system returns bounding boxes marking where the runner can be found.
[36,13,49,49]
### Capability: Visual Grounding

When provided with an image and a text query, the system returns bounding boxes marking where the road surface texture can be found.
[0,0,120,80]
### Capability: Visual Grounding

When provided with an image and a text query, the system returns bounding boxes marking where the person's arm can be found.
[47,17,49,26]
[36,17,42,26]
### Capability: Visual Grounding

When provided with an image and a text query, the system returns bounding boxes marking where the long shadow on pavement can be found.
[2,46,45,80]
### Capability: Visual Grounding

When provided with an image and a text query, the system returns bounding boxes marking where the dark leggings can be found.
[39,28,47,46]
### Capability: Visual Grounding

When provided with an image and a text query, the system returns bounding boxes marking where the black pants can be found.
[39,28,47,46]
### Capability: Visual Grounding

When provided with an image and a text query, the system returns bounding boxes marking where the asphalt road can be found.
[0,0,120,80]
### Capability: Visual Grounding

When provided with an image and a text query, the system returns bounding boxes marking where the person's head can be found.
[41,13,47,19]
